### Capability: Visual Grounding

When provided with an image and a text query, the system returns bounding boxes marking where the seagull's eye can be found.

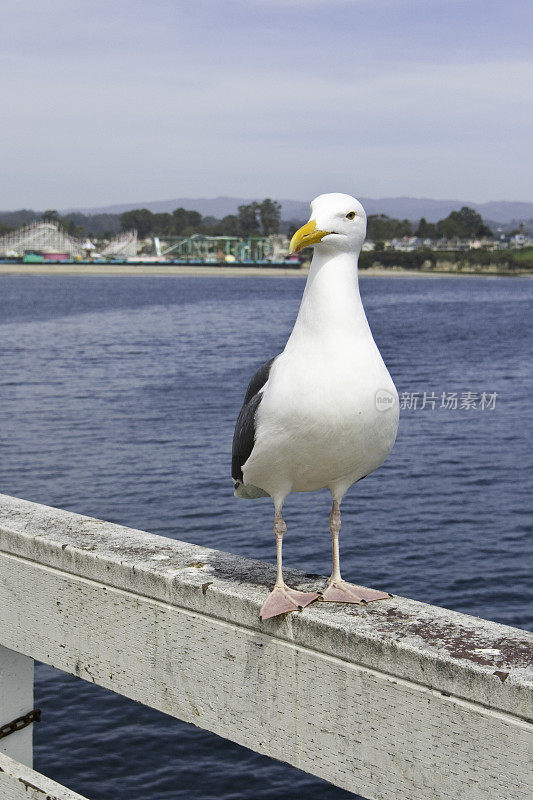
[346,211,356,220]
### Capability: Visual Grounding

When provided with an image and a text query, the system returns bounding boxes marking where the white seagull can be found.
[232,193,399,620]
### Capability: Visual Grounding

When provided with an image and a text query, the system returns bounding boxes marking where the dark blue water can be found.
[0,275,531,800]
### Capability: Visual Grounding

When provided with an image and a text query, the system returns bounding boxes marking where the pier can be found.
[1,493,532,800]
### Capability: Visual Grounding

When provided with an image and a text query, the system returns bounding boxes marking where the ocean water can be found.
[0,274,531,800]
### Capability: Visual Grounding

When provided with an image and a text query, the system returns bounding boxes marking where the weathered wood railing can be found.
[0,493,532,800]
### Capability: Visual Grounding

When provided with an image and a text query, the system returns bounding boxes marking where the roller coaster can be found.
[0,221,137,259]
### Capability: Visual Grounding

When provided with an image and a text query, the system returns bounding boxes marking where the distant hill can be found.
[63,196,533,225]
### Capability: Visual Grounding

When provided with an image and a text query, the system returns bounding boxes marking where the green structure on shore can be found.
[160,233,285,262]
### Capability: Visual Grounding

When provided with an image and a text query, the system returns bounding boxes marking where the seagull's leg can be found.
[259,508,320,621]
[321,499,391,604]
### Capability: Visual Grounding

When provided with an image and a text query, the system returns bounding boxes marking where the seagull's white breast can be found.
[243,331,399,502]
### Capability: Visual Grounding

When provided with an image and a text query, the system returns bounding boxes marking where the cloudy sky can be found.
[2,0,532,208]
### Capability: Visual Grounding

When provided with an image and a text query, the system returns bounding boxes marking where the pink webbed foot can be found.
[260,585,320,621]
[321,579,391,604]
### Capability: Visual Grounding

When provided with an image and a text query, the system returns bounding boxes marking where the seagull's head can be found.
[289,193,367,256]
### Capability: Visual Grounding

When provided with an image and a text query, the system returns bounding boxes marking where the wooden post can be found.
[0,645,34,768]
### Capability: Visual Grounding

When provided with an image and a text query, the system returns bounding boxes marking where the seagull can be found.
[232,193,399,621]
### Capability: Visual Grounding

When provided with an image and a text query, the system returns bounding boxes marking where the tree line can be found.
[121,203,492,241]
[119,199,282,238]
[366,206,492,243]
[0,202,494,242]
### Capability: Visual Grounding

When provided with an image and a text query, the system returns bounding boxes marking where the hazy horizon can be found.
[65,192,532,213]
[2,192,533,215]
[3,0,532,208]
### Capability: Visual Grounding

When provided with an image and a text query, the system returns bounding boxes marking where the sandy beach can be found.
[0,263,308,278]
[0,263,529,278]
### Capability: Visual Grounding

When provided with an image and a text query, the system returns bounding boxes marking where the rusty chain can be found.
[0,709,41,740]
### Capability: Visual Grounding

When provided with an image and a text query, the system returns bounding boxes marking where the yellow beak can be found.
[289,219,330,254]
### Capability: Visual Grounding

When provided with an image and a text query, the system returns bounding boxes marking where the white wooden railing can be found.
[0,494,532,800]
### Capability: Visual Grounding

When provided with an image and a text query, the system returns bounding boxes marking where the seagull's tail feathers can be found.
[233,479,270,500]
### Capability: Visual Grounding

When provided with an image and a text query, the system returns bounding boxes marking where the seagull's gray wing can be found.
[232,357,276,486]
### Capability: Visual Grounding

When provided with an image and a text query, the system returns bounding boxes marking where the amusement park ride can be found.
[0,222,299,267]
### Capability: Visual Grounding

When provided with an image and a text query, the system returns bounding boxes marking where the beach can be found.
[0,263,530,278]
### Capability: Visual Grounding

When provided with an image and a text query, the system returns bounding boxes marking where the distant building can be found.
[508,233,532,249]
[390,236,421,252]
[469,237,499,250]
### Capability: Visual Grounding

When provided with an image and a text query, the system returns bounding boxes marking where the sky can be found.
[2,0,532,209]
